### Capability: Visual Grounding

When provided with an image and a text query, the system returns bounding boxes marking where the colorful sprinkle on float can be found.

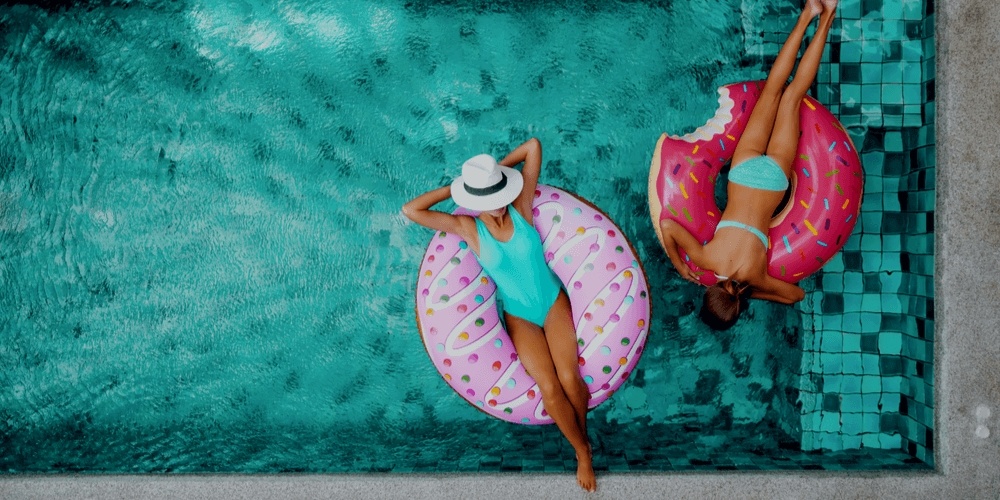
[648,80,865,285]
[415,185,651,425]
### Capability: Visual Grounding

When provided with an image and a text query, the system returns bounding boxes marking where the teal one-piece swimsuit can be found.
[474,206,562,327]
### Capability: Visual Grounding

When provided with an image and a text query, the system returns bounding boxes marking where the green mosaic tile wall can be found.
[792,0,936,465]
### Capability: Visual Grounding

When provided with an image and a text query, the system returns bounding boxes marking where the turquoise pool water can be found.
[0,0,933,472]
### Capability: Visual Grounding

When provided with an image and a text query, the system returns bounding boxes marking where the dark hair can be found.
[699,279,751,331]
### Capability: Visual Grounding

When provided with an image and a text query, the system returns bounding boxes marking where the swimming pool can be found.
[0,0,933,474]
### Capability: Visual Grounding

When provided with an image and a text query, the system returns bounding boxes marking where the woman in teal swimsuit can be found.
[658,0,838,330]
[402,138,597,492]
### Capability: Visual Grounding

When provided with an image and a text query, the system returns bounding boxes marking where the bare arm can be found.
[658,219,710,283]
[499,138,542,222]
[402,186,479,252]
[750,275,805,304]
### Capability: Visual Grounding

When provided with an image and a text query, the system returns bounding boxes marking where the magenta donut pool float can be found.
[648,80,865,285]
[415,184,651,425]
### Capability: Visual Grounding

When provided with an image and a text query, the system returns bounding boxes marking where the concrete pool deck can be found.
[2,0,998,497]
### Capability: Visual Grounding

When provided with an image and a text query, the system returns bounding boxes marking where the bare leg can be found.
[541,292,595,490]
[766,3,838,170]
[732,5,821,166]
[506,312,595,492]
[543,293,590,438]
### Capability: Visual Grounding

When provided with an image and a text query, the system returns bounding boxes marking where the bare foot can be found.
[805,0,822,17]
[576,444,597,493]
[820,0,838,13]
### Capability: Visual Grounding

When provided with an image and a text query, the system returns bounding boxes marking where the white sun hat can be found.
[450,154,523,211]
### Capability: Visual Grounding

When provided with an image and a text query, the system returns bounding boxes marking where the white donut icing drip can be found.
[578,268,640,359]
[670,87,735,143]
[443,295,504,357]
[489,357,530,407]
[585,328,648,404]
[536,201,565,245]
[421,238,504,358]
[536,201,606,295]
[424,244,489,313]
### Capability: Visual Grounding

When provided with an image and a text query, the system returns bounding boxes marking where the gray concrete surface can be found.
[2,0,998,497]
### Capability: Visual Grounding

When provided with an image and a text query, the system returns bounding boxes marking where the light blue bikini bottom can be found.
[729,155,789,192]
[716,220,769,248]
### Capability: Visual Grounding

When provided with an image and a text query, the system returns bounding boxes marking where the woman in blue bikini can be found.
[402,138,597,492]
[658,0,838,330]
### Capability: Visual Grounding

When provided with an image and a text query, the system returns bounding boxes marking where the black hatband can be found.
[464,172,508,196]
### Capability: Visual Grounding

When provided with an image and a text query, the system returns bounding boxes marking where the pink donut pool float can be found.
[648,80,865,285]
[415,184,651,425]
